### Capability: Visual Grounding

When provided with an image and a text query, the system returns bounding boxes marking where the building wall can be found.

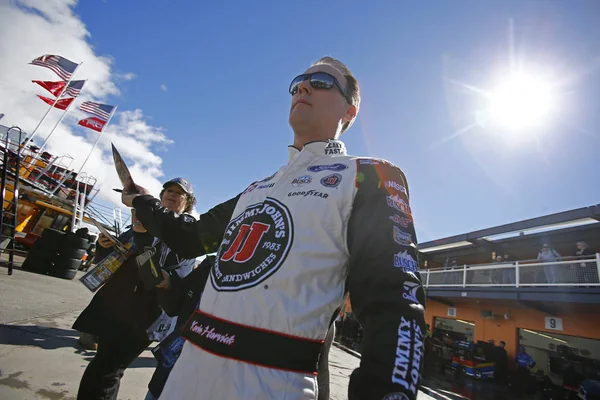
[425,299,600,360]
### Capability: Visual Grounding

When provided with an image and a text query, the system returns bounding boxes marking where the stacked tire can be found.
[21,229,65,274]
[50,233,90,280]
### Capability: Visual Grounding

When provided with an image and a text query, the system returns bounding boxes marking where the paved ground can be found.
[0,264,434,400]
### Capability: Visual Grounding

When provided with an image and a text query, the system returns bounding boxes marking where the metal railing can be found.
[422,254,600,288]
[0,129,99,204]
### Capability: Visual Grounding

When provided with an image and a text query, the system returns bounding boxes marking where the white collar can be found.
[287,139,347,161]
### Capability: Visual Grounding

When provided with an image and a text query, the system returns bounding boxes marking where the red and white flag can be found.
[32,80,65,97]
[32,80,86,97]
[37,95,74,110]
[30,55,78,81]
[77,117,107,132]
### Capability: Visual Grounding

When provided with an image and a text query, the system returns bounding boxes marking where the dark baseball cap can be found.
[163,177,193,194]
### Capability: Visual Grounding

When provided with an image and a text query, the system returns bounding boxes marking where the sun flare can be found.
[488,73,556,131]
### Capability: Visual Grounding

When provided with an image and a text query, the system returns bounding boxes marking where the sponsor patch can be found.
[358,158,394,167]
[393,226,412,246]
[242,182,275,195]
[291,175,312,187]
[212,198,293,291]
[383,180,407,194]
[287,190,328,199]
[394,250,418,272]
[402,281,421,304]
[260,172,276,182]
[307,163,348,172]
[390,214,412,227]
[391,317,423,395]
[387,195,412,216]
[382,393,410,400]
[320,173,342,188]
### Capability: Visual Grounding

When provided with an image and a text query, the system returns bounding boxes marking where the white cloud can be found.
[116,72,137,81]
[160,84,167,92]
[0,0,175,216]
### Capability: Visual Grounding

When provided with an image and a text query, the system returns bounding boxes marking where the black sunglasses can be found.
[289,72,350,103]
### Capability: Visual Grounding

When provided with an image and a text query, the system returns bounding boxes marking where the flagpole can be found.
[31,79,88,160]
[21,61,83,154]
[76,105,118,176]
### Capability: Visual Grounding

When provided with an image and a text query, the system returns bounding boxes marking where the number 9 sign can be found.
[544,317,563,331]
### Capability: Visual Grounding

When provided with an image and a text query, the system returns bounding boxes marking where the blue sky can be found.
[73,0,599,242]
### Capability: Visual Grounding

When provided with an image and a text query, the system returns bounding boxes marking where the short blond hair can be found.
[311,56,360,133]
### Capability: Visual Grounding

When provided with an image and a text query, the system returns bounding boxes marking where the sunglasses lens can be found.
[289,75,307,95]
[310,72,335,89]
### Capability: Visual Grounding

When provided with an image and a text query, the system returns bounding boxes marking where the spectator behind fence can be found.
[502,253,516,285]
[537,244,562,284]
[450,258,460,284]
[492,255,503,284]
[575,241,598,284]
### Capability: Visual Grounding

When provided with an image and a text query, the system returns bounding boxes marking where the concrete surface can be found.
[0,265,434,399]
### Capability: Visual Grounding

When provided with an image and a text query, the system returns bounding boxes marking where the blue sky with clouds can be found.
[17,0,600,242]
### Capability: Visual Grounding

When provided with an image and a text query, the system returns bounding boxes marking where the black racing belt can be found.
[181,310,324,375]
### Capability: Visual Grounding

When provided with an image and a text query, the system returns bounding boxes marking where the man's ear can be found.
[343,104,357,125]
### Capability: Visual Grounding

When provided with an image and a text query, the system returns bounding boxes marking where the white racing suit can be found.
[133,139,426,400]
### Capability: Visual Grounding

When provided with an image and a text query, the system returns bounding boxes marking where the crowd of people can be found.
[441,241,598,285]
[71,56,426,400]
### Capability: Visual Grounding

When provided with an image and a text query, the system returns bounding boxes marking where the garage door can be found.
[518,328,600,386]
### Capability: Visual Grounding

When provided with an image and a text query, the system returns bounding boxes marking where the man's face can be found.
[289,64,355,134]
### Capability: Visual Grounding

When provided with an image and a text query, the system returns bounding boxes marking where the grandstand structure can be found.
[419,204,600,382]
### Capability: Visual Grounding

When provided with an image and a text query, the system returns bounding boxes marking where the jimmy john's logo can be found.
[212,198,293,291]
[320,173,342,188]
[392,317,423,396]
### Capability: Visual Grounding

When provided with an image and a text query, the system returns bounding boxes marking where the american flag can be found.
[63,80,86,97]
[80,101,115,121]
[30,55,78,81]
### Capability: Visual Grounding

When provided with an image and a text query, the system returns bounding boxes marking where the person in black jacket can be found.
[73,178,197,400]
[492,341,509,385]
[144,255,214,400]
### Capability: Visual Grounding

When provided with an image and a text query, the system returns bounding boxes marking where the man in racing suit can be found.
[124,57,426,400]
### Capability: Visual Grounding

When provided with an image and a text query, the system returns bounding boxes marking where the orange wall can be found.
[426,300,600,359]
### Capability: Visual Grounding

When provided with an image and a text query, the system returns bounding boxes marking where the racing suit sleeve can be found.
[93,229,134,263]
[132,194,240,259]
[132,231,155,250]
[347,161,426,400]
[156,271,187,317]
[157,256,214,316]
